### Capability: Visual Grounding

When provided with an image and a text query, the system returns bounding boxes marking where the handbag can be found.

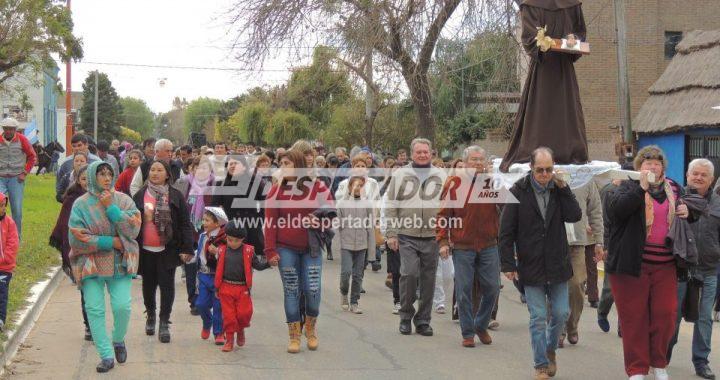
[682,277,702,323]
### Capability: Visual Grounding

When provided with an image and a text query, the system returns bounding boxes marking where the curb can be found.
[0,266,63,377]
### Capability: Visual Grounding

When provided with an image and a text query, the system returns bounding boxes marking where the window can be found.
[665,31,683,59]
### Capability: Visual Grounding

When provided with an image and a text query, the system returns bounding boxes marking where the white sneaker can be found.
[653,367,669,380]
[628,375,644,380]
[488,320,500,330]
[392,303,401,314]
[341,294,349,311]
[436,305,446,314]
[350,304,363,314]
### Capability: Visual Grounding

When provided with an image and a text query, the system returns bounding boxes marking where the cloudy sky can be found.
[58,0,313,113]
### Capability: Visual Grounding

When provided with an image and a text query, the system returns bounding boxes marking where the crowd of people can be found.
[0,114,718,379]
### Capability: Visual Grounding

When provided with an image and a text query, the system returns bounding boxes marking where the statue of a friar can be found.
[501,0,588,172]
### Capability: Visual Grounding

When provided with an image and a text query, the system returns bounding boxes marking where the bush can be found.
[267,110,314,147]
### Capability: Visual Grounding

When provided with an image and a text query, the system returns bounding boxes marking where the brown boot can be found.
[476,329,492,345]
[534,367,551,380]
[287,322,301,353]
[305,316,319,351]
[546,350,557,377]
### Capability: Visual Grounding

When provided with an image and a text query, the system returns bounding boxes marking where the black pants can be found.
[386,245,401,304]
[0,271,12,323]
[184,262,198,307]
[141,253,177,321]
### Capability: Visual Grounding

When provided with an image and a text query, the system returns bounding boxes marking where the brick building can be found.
[479,1,720,162]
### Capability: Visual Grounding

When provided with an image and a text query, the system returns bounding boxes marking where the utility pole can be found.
[364,49,375,147]
[614,0,632,144]
[93,71,98,141]
[64,0,72,156]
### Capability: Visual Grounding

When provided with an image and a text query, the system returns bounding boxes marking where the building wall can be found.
[576,0,720,161]
[637,132,685,183]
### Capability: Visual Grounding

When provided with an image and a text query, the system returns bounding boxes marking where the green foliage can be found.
[287,46,353,128]
[2,175,60,340]
[0,0,83,93]
[184,97,222,134]
[445,107,507,148]
[322,100,365,148]
[372,102,418,153]
[120,126,142,143]
[119,97,154,139]
[79,71,123,142]
[268,110,313,147]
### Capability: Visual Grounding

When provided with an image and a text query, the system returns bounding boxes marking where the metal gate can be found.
[687,135,720,187]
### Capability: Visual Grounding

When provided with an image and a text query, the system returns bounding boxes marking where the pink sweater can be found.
[643,198,673,264]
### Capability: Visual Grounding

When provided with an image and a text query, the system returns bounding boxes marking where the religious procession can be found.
[1,0,719,379]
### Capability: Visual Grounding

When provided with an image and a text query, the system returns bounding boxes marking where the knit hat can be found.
[0,118,19,128]
[224,222,247,239]
[204,206,228,225]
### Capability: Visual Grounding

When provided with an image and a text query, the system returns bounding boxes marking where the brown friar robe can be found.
[500,0,588,171]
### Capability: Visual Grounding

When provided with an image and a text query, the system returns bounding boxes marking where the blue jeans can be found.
[278,247,322,323]
[0,177,24,237]
[668,273,717,368]
[452,246,500,338]
[195,272,222,335]
[524,282,570,368]
[0,272,12,323]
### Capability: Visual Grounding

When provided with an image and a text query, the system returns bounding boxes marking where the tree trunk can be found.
[406,72,435,141]
[364,50,376,147]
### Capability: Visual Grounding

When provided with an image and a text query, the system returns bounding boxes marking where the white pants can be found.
[433,256,455,309]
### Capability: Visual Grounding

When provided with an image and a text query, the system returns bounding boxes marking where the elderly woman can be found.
[605,146,689,380]
[68,161,141,373]
[133,160,194,344]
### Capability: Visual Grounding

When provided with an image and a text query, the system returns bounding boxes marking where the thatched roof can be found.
[634,30,720,134]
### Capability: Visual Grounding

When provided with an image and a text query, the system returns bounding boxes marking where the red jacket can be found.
[115,167,137,195]
[214,243,255,290]
[0,214,19,272]
[0,132,36,176]
[263,179,333,262]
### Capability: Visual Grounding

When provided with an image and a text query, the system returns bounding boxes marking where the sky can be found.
[58,0,312,113]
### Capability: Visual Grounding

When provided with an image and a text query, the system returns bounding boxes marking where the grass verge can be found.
[1,174,61,344]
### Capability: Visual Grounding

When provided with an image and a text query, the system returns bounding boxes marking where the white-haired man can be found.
[130,139,182,196]
[667,158,718,380]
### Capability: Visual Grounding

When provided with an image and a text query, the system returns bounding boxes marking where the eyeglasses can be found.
[642,152,663,161]
[533,167,553,174]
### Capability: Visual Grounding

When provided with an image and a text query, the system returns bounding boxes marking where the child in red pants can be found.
[214,223,268,352]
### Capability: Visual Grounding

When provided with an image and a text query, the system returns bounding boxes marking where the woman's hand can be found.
[99,190,114,208]
[676,203,689,219]
[112,237,123,250]
[128,213,142,227]
[69,227,92,243]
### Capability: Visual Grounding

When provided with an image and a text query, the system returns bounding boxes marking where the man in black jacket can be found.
[499,147,581,379]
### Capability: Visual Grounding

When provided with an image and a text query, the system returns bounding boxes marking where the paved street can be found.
[4,252,718,380]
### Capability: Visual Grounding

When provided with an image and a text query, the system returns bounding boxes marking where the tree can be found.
[184,97,222,134]
[267,110,313,147]
[227,0,477,141]
[286,46,353,129]
[79,71,123,141]
[120,97,155,139]
[0,0,83,92]
[322,99,365,149]
[119,126,142,143]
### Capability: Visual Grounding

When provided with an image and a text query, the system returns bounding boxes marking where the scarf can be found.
[644,180,676,238]
[187,173,213,231]
[147,183,173,245]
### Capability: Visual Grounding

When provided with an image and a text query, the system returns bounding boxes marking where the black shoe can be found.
[96,358,115,373]
[399,320,412,335]
[416,324,434,336]
[520,294,526,304]
[371,261,381,272]
[190,306,200,316]
[158,320,171,343]
[696,364,716,380]
[145,313,156,336]
[113,342,127,363]
[617,324,622,338]
[589,301,598,308]
[84,326,93,341]
[327,253,333,260]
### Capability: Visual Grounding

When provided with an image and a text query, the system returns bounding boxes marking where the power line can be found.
[75,61,295,72]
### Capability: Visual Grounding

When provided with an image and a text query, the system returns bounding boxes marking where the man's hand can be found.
[112,237,123,250]
[69,227,91,243]
[99,190,113,208]
[503,272,518,281]
[676,203,689,219]
[17,172,26,183]
[180,253,193,263]
[439,245,451,259]
[387,237,399,251]
[593,245,604,263]
[268,256,279,267]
